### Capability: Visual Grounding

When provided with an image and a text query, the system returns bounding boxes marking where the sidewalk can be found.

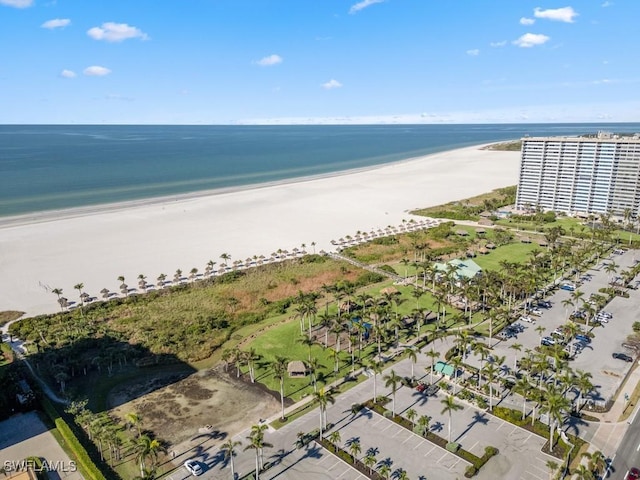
[584,362,640,457]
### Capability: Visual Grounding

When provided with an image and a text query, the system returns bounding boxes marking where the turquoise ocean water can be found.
[2,123,640,218]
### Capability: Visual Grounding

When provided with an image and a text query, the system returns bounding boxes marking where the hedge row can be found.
[40,397,107,480]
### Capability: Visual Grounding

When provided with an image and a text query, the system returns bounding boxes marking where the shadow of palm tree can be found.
[431,421,444,433]
[454,410,489,443]
[344,436,361,448]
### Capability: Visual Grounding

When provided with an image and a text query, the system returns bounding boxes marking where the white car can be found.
[184,460,203,476]
[520,315,535,323]
[529,308,543,316]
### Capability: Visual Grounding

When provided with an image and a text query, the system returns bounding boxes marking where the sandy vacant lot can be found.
[109,366,281,455]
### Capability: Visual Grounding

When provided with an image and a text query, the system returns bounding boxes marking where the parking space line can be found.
[336,467,351,478]
[380,423,393,432]
[413,439,424,450]
[402,435,413,444]
[423,445,436,456]
[438,452,449,463]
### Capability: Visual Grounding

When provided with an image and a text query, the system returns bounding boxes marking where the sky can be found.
[1,0,639,125]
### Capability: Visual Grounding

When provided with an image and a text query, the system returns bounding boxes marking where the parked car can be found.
[595,316,609,324]
[529,308,543,316]
[541,336,555,346]
[613,352,634,363]
[625,467,640,480]
[538,300,552,308]
[598,311,613,318]
[560,283,576,291]
[575,334,591,344]
[184,460,203,476]
[425,384,440,396]
[520,315,535,323]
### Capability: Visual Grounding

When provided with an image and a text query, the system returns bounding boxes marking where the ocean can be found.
[2,123,640,218]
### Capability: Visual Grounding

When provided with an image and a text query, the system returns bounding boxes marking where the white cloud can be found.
[490,41,507,47]
[601,1,613,6]
[349,0,384,14]
[87,22,148,42]
[255,54,283,67]
[41,18,71,29]
[512,33,550,48]
[60,69,76,78]
[83,65,111,76]
[322,79,342,89]
[466,49,480,56]
[520,17,535,25]
[0,0,33,7]
[534,7,579,23]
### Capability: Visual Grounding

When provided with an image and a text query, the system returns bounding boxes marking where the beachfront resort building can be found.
[515,132,640,218]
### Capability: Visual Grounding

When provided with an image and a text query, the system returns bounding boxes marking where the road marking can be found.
[438,452,449,463]
[402,435,413,444]
[413,439,424,450]
[468,441,478,453]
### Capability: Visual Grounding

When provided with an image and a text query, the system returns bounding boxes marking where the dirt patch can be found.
[109,366,280,453]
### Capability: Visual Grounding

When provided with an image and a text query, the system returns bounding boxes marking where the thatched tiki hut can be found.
[287,361,307,378]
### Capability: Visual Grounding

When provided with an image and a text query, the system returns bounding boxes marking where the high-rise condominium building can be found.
[515,132,640,218]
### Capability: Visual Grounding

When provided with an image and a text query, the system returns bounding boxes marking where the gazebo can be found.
[287,361,307,378]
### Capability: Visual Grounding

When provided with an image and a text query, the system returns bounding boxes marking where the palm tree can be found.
[510,342,523,370]
[313,388,336,438]
[134,435,153,477]
[406,347,418,378]
[484,362,499,410]
[125,412,142,438]
[383,370,402,416]
[575,369,594,411]
[417,414,431,436]
[74,282,85,306]
[298,335,315,361]
[52,287,64,312]
[426,348,439,384]
[515,377,532,420]
[440,395,463,444]
[363,451,377,475]
[378,463,391,480]
[542,385,571,450]
[244,427,272,480]
[535,325,546,345]
[220,439,241,479]
[406,408,417,429]
[365,358,383,403]
[306,357,320,393]
[327,430,341,446]
[582,450,606,478]
[348,438,361,462]
[270,356,288,420]
[572,464,594,480]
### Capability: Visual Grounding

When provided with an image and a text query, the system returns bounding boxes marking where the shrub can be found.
[464,465,477,478]
[377,264,398,275]
[383,410,393,419]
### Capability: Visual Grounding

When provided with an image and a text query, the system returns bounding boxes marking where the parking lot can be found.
[481,249,640,406]
[197,251,640,480]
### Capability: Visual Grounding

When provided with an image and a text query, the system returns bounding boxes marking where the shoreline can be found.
[0,143,521,318]
[0,142,500,228]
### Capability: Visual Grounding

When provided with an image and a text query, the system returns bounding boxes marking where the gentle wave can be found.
[2,123,640,217]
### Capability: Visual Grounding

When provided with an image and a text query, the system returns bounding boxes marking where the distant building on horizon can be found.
[515,131,640,218]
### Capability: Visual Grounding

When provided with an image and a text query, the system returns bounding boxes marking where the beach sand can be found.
[0,144,520,318]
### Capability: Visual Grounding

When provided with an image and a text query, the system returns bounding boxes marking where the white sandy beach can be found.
[0,145,520,317]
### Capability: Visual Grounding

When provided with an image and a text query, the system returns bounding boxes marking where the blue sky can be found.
[1,0,639,124]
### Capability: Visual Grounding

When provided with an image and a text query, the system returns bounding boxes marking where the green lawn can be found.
[473,242,543,271]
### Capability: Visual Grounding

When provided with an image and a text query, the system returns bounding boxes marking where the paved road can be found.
[607,407,640,479]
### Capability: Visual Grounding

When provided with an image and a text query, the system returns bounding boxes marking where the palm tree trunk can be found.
[280,381,285,420]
